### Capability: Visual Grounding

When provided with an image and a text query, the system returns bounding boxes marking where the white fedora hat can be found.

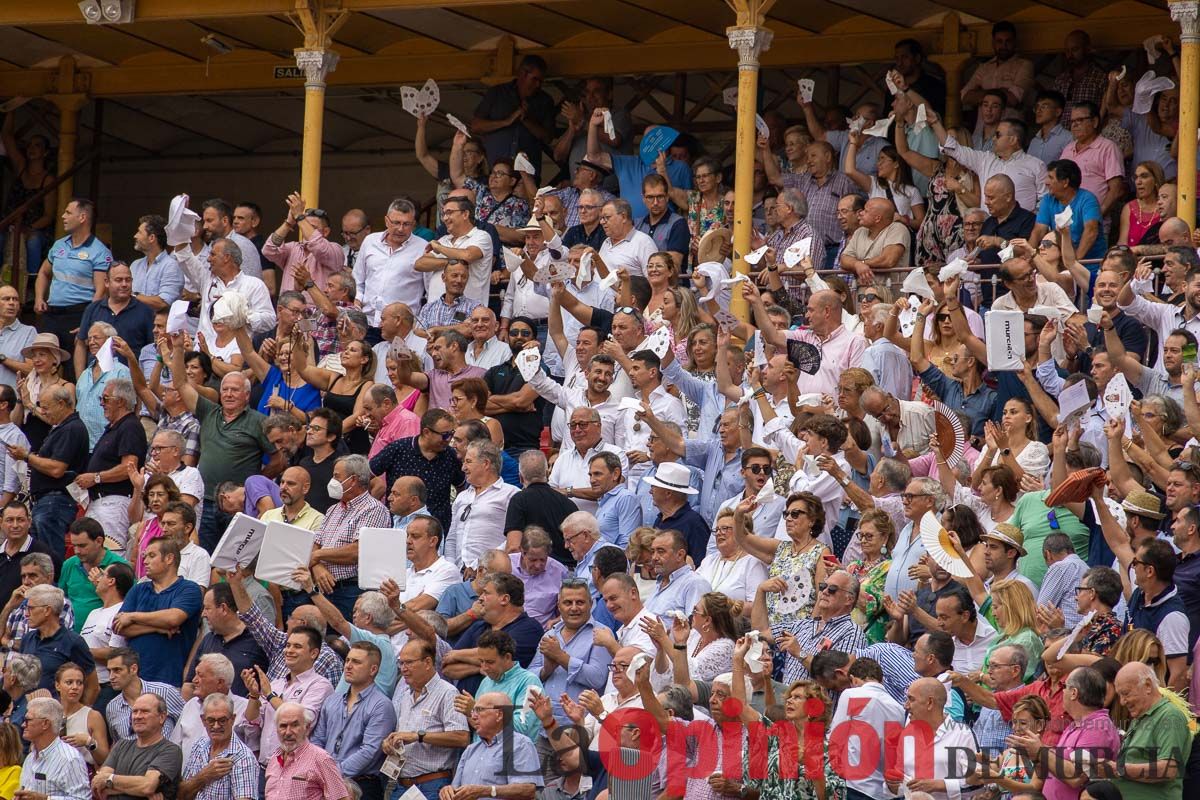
[642,462,698,494]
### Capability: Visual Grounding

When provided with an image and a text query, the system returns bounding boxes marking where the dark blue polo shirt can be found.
[451,611,545,696]
[121,575,203,683]
[184,626,268,696]
[76,296,156,361]
[654,504,712,567]
[21,624,95,693]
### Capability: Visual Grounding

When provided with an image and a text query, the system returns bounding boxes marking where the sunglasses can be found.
[856,293,881,303]
[783,509,808,520]
[746,464,773,475]
[1047,510,1060,531]
[425,428,454,441]
[817,582,846,595]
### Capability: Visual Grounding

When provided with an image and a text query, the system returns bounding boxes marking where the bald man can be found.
[886,678,975,799]
[261,466,324,531]
[1109,663,1192,800]
[372,301,425,382]
[748,286,865,396]
[839,197,910,276]
[976,174,1037,264]
[341,209,371,271]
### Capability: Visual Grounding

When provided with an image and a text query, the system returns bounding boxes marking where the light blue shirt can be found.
[883,522,927,600]
[394,505,431,532]
[454,728,544,788]
[661,360,724,444]
[76,360,131,448]
[1124,109,1177,179]
[309,682,396,778]
[336,625,398,697]
[527,619,612,724]
[828,129,884,176]
[130,250,184,305]
[635,461,702,527]
[47,234,112,306]
[1028,124,1073,164]
[476,665,544,741]
[683,440,743,525]
[595,486,642,549]
[643,565,712,621]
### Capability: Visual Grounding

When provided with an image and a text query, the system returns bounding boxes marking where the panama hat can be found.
[642,462,698,495]
[980,523,1027,557]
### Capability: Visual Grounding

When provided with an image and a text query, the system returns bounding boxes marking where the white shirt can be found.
[616,607,657,656]
[952,616,999,674]
[179,542,211,588]
[832,681,907,799]
[443,478,520,568]
[892,717,977,800]
[1118,292,1200,369]
[400,556,461,603]
[598,228,658,279]
[991,281,1076,318]
[173,247,276,342]
[355,232,426,325]
[528,370,622,448]
[425,228,494,308]
[465,337,511,371]
[940,137,1047,213]
[170,694,249,760]
[786,454,849,544]
[895,400,936,456]
[81,602,122,682]
[614,384,685,482]
[0,422,29,496]
[501,267,550,321]
[696,551,769,604]
[547,442,628,516]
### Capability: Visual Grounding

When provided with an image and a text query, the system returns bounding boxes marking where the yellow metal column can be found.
[1172,1,1199,227]
[930,12,972,131]
[295,48,338,209]
[727,0,774,323]
[50,93,87,235]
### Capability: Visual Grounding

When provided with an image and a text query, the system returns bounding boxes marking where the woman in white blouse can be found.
[698,508,769,618]
[644,592,739,683]
[972,398,1049,492]
[844,133,927,231]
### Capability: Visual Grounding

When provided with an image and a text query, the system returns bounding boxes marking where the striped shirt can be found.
[391,675,469,777]
[416,293,481,332]
[772,612,866,683]
[239,601,343,685]
[314,491,392,582]
[264,741,349,800]
[854,642,921,706]
[182,734,261,800]
[19,736,91,799]
[974,706,1012,756]
[107,680,186,741]
[1037,553,1089,628]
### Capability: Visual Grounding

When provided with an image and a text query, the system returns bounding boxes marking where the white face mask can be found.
[327,476,347,501]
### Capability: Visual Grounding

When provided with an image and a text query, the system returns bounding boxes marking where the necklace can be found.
[1132,201,1159,229]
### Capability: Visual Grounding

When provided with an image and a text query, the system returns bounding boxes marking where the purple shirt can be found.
[1044,708,1121,800]
[428,364,487,411]
[244,475,281,518]
[509,553,569,625]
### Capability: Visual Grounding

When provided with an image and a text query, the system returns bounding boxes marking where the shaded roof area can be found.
[0,0,1177,161]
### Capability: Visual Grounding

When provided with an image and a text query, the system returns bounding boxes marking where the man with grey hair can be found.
[309,454,391,620]
[3,551,74,650]
[1109,661,1192,800]
[884,476,947,599]
[445,439,520,569]
[79,376,145,549]
[179,691,260,800]
[597,197,657,278]
[264,701,349,800]
[562,511,620,592]
[765,187,828,272]
[173,234,275,343]
[507,449,584,563]
[507,526,569,626]
[563,187,608,251]
[364,383,420,459]
[20,696,91,800]
[357,199,425,329]
[545,406,623,517]
[755,568,865,682]
[19,582,97,697]
[172,652,250,758]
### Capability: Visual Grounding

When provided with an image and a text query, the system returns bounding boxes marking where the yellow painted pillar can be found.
[50,93,87,236]
[931,53,971,131]
[1172,1,1199,228]
[295,49,338,212]
[726,20,773,323]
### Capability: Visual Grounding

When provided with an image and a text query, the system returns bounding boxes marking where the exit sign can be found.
[274,66,303,80]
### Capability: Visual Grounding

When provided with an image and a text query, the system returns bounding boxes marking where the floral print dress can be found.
[847,557,892,644]
[766,541,826,629]
[742,734,846,800]
[687,189,726,254]
[916,165,964,267]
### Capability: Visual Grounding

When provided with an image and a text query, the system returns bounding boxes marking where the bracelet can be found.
[465,609,478,621]
[673,644,688,651]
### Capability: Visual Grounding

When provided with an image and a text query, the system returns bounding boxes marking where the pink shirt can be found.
[263,229,346,294]
[1060,136,1124,206]
[907,443,982,477]
[264,741,349,800]
[369,404,421,458]
[785,324,866,397]
[242,669,334,766]
[1042,709,1120,800]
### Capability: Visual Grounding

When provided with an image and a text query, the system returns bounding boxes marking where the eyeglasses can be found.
[341,228,366,239]
[568,420,598,429]
[1130,558,1146,569]
[425,427,455,441]
[1074,585,1094,595]
[490,171,514,179]
[783,509,809,520]
[643,194,668,202]
[202,716,231,726]
[714,524,735,534]
[610,663,631,672]
[987,662,1017,670]
[746,464,773,475]
[817,582,847,595]
[578,204,601,211]
[900,493,931,502]
[1039,240,1058,249]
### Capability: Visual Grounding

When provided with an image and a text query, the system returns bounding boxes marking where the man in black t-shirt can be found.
[483,316,546,459]
[79,378,146,553]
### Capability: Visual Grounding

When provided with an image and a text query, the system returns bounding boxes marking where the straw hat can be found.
[981,523,1027,557]
[20,332,70,364]
[1121,490,1165,521]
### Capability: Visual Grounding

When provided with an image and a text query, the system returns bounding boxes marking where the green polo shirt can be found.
[194,395,275,502]
[1115,696,1194,800]
[58,548,128,632]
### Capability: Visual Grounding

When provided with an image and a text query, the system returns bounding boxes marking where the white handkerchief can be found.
[1029,304,1067,321]
[1058,610,1097,659]
[846,117,866,134]
[1054,206,1073,229]
[96,338,115,372]
[721,273,750,286]
[862,114,894,138]
[445,113,471,138]
[1144,35,1164,64]
[736,387,755,407]
[743,245,769,266]
[723,87,737,107]
[668,610,687,626]
[938,258,969,282]
[1116,65,1127,81]
[599,270,620,291]
[535,185,556,197]
[501,248,524,273]
[166,300,191,334]
[521,685,542,713]
[513,153,535,174]
[576,251,593,287]
[399,78,440,118]
[912,104,928,134]
[166,194,201,247]
[212,291,249,329]
[754,114,770,139]
[618,397,646,413]
[754,481,775,505]
[1087,305,1104,325]
[602,109,615,140]
[753,331,767,368]
[516,347,541,382]
[797,79,814,104]
[997,244,1015,261]
[745,630,766,674]
[782,238,812,268]
[627,653,651,682]
[1134,70,1175,115]
[901,268,935,301]
[885,70,900,95]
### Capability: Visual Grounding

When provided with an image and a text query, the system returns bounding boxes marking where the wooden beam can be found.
[0,12,1173,97]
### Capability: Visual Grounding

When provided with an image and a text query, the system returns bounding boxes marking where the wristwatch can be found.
[491,787,497,798]
[566,487,574,498]
[304,280,316,290]
[0,354,8,364]
[417,730,427,744]
[1000,448,1012,457]
[105,776,115,790]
